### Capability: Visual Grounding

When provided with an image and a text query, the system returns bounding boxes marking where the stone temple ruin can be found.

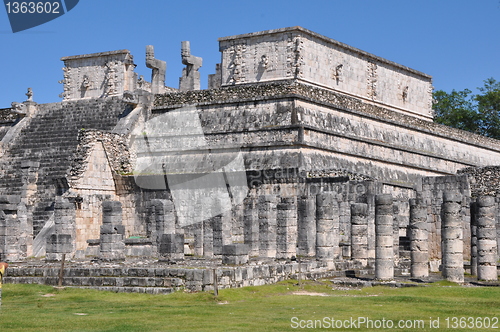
[1,27,500,292]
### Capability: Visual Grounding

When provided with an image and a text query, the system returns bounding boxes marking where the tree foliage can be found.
[433,78,500,139]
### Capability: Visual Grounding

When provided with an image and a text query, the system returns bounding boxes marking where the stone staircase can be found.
[0,97,131,236]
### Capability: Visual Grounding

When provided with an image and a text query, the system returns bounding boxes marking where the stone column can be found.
[19,161,39,258]
[212,198,232,256]
[351,203,369,264]
[297,196,316,257]
[203,218,214,258]
[258,195,277,258]
[409,198,429,278]
[470,201,478,276]
[212,214,223,256]
[218,202,233,255]
[316,193,338,261]
[441,191,464,283]
[148,199,176,248]
[193,221,203,257]
[375,194,394,280]
[0,208,21,261]
[277,197,297,259]
[159,233,185,261]
[99,200,125,261]
[222,244,249,265]
[202,197,214,258]
[0,211,6,261]
[46,197,76,261]
[243,196,259,257]
[0,195,23,261]
[476,196,498,281]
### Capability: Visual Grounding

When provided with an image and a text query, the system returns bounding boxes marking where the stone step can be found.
[66,286,176,294]
[4,275,184,289]
[4,277,178,294]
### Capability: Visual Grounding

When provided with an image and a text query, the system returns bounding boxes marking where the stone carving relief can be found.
[137,75,145,88]
[10,102,26,115]
[426,82,434,110]
[286,36,304,79]
[81,75,91,90]
[228,42,246,84]
[256,54,268,81]
[146,45,166,94]
[402,86,409,103]
[104,61,119,96]
[332,64,343,84]
[58,66,71,100]
[259,54,268,70]
[25,88,33,102]
[366,61,378,100]
[179,41,203,91]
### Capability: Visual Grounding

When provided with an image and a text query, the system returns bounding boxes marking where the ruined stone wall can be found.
[459,166,500,197]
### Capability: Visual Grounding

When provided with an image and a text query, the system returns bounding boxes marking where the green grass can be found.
[1,280,499,331]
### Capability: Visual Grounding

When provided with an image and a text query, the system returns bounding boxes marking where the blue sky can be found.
[1,0,499,107]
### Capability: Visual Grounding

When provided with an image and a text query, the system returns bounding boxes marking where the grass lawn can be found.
[1,279,499,331]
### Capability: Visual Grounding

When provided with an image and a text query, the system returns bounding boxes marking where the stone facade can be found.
[218,27,433,120]
[1,27,500,290]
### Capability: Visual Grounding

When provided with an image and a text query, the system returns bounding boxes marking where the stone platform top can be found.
[218,26,433,120]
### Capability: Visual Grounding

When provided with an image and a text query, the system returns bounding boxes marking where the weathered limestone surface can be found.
[441,191,464,283]
[222,244,249,265]
[409,198,429,278]
[243,196,259,257]
[297,196,316,257]
[315,193,338,260]
[351,203,369,264]
[219,27,432,119]
[276,196,297,259]
[179,41,202,91]
[146,45,166,94]
[375,194,394,280]
[45,197,76,261]
[60,50,137,100]
[258,195,277,258]
[146,199,176,254]
[159,233,184,261]
[475,196,498,281]
[416,176,470,262]
[99,201,125,261]
[470,201,478,276]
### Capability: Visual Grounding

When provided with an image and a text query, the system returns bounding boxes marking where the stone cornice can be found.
[153,81,500,154]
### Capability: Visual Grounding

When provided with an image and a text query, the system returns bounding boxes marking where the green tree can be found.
[476,78,500,138]
[432,88,481,133]
[433,78,500,139]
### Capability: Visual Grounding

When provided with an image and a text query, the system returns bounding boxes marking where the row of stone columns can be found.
[242,194,341,261]
[349,195,395,280]
[409,191,498,283]
[349,191,499,282]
